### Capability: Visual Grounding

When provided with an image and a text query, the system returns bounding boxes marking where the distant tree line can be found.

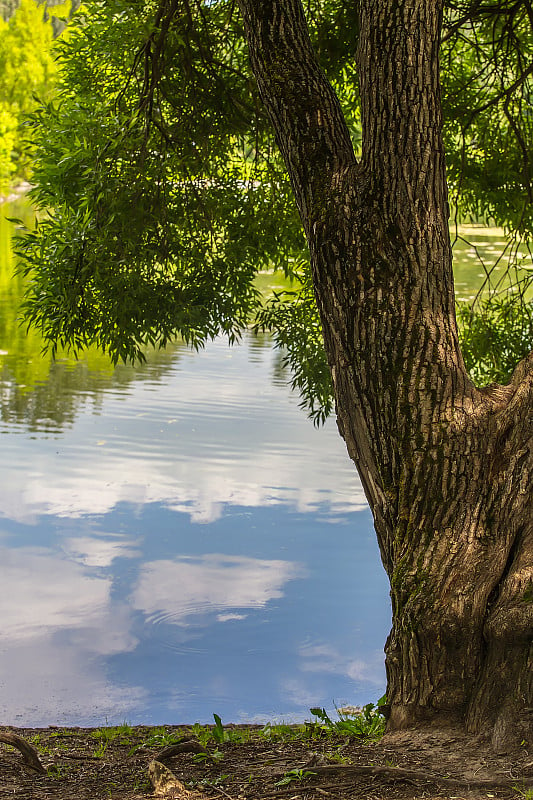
[0,1,20,21]
[0,0,79,187]
[0,0,80,23]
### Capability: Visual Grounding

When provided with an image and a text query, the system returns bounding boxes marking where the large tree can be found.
[17,0,532,751]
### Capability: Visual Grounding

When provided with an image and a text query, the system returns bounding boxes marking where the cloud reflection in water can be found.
[0,337,389,726]
[132,554,306,627]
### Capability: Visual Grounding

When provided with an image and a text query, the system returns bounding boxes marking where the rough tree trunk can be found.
[237,0,533,751]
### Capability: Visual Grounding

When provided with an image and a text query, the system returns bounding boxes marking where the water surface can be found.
[1,202,529,728]
[0,202,390,725]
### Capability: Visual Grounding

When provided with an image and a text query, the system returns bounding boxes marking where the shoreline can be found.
[0,181,31,205]
[0,720,528,800]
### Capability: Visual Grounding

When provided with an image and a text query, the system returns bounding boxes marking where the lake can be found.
[0,200,526,728]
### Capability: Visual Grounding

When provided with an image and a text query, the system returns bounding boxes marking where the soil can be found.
[0,723,532,800]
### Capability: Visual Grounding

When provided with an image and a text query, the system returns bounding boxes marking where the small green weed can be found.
[513,786,533,800]
[326,749,351,764]
[131,716,249,756]
[190,714,250,746]
[92,721,135,756]
[309,696,386,740]
[46,764,69,779]
[130,728,184,754]
[132,778,153,792]
[30,733,69,755]
[274,768,317,787]
[213,713,230,744]
[28,735,52,757]
[212,713,249,744]
[91,722,134,744]
[259,722,307,741]
[189,723,214,747]
[192,748,224,764]
[93,740,109,758]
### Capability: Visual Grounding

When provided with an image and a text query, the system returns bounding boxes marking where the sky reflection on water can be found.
[0,334,391,727]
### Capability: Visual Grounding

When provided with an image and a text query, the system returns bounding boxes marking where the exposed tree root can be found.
[155,739,212,762]
[0,731,46,774]
[304,763,533,789]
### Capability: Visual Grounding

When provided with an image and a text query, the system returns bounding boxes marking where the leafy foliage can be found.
[13,0,533,413]
[0,102,17,185]
[16,0,307,363]
[458,289,533,384]
[0,0,68,185]
[442,0,533,235]
[441,0,533,383]
[255,271,333,425]
[309,700,386,740]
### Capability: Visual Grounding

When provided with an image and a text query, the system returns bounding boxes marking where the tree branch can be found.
[460,60,533,130]
[236,0,356,230]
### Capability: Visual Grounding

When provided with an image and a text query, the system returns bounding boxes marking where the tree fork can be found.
[237,0,533,748]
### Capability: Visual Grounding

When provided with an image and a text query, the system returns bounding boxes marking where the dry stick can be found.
[209,785,239,800]
[268,782,367,798]
[61,752,102,760]
[0,731,46,774]
[301,764,533,789]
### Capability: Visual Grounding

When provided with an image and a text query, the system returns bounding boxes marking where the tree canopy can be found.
[15,0,533,421]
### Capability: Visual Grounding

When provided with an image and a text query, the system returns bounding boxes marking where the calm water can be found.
[0,200,390,727]
[0,201,529,728]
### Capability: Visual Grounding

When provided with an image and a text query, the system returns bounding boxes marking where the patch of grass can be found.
[46,763,70,779]
[513,786,533,800]
[92,722,134,740]
[274,768,317,787]
[190,715,250,746]
[326,749,351,764]
[131,716,251,757]
[212,714,251,744]
[187,774,230,790]
[187,723,213,747]
[28,734,51,756]
[132,727,185,752]
[132,778,153,792]
[309,697,386,740]
[30,732,68,755]
[125,699,386,766]
[192,748,224,764]
[91,721,135,757]
[259,722,309,741]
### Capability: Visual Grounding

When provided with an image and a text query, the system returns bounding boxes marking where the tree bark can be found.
[237,0,533,751]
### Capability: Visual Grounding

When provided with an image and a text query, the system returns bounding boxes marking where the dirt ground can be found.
[1,723,532,800]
